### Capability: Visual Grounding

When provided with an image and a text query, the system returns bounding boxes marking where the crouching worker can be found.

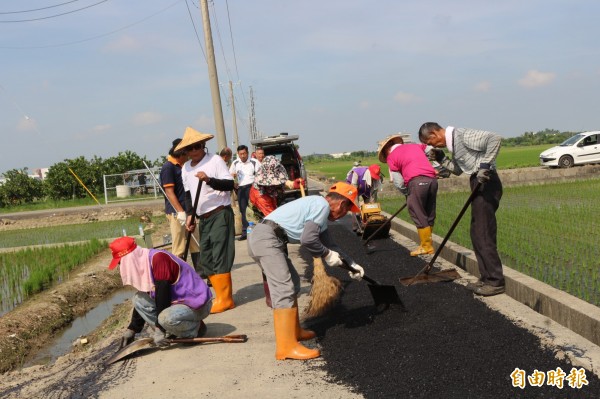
[247,182,366,360]
[108,236,213,348]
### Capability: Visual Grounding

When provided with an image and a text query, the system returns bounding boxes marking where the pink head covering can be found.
[108,237,154,292]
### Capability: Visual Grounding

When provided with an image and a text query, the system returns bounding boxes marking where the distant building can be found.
[31,168,49,180]
[330,152,352,158]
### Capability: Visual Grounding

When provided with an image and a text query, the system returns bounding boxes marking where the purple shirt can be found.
[387,143,436,184]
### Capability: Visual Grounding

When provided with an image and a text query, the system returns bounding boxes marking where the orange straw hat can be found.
[329,182,360,213]
[174,126,214,152]
[377,134,404,163]
[108,236,137,270]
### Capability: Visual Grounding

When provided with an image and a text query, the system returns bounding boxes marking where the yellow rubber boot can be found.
[208,273,236,313]
[293,300,316,341]
[274,308,320,360]
[410,227,434,256]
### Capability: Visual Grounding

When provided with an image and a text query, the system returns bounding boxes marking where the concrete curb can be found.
[389,216,600,347]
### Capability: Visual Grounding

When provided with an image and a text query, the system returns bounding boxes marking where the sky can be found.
[1,0,600,173]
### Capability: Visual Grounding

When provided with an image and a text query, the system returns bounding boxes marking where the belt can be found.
[260,219,288,243]
[200,205,229,219]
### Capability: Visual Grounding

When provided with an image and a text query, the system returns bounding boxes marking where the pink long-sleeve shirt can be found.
[387,143,436,184]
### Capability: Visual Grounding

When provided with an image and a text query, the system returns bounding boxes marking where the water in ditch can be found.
[25,288,135,367]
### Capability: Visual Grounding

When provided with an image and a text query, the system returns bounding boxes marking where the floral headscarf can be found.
[253,155,289,195]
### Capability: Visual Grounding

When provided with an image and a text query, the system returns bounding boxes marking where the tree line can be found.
[0,151,163,208]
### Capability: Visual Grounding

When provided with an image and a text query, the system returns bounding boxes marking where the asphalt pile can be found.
[302,223,600,398]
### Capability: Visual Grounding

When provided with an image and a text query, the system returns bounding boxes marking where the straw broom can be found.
[304,257,342,318]
[296,183,342,317]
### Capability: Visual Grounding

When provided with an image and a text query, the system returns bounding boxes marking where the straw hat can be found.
[377,134,404,163]
[329,182,361,213]
[174,126,214,152]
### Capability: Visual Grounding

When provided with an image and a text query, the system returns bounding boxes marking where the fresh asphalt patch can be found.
[301,221,600,398]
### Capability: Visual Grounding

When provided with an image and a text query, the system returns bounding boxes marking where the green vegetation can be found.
[381,177,600,305]
[0,217,153,248]
[305,145,550,182]
[0,240,107,313]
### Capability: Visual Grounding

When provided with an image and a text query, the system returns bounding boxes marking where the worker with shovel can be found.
[246,182,365,360]
[345,163,383,233]
[418,122,505,296]
[377,134,439,257]
[108,236,213,348]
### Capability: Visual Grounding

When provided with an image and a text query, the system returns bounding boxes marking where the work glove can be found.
[399,185,409,197]
[284,180,295,190]
[323,250,343,267]
[348,263,365,281]
[150,327,169,348]
[176,211,187,226]
[120,329,136,349]
[293,178,305,189]
[476,165,491,184]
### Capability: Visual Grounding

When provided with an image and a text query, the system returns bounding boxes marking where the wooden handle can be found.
[299,183,306,197]
[169,334,248,344]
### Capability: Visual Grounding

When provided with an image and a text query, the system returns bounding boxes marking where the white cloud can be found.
[93,124,112,132]
[393,91,421,105]
[518,70,556,88]
[103,35,140,52]
[359,100,370,109]
[132,112,163,126]
[474,81,491,92]
[16,116,37,132]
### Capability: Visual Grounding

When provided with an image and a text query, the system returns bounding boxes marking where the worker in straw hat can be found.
[246,182,365,360]
[175,127,237,314]
[378,134,439,257]
[108,236,212,348]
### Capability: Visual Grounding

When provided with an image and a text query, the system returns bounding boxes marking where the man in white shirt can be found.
[176,127,236,314]
[229,145,260,240]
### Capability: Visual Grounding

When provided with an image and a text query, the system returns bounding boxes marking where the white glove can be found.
[323,250,343,267]
[151,327,169,348]
[348,263,365,281]
[176,211,187,226]
[120,328,135,349]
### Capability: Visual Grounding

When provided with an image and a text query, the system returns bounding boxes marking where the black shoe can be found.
[237,235,247,241]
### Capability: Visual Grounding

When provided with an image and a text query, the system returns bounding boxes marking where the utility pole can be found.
[249,86,258,146]
[229,81,239,150]
[200,0,227,151]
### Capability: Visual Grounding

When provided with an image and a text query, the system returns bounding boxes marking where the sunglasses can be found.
[187,142,205,151]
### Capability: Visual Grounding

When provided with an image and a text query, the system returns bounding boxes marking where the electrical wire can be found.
[0,0,81,14]
[225,0,248,111]
[0,0,182,49]
[184,0,207,62]
[0,0,108,23]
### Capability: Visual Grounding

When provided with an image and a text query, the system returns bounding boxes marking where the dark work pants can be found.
[469,172,504,287]
[407,176,438,228]
[238,184,252,235]
[199,207,235,275]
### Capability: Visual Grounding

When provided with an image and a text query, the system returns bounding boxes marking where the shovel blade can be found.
[105,338,154,365]
[367,284,403,309]
[399,268,461,286]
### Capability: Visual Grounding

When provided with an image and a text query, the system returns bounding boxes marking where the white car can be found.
[539,131,600,168]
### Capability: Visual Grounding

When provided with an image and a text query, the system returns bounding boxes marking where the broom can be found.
[298,183,342,317]
[304,256,342,318]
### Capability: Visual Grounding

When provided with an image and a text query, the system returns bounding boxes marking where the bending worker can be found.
[247,182,365,360]
[377,134,438,256]
[109,236,212,347]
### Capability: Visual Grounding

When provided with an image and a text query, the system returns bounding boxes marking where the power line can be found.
[184,0,207,62]
[0,0,108,23]
[0,0,182,49]
[225,0,248,111]
[0,0,82,14]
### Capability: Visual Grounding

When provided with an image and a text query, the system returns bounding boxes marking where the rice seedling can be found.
[0,239,107,315]
[382,177,600,305]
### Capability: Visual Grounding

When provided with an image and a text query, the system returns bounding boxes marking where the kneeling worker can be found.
[247,182,365,360]
[109,236,213,347]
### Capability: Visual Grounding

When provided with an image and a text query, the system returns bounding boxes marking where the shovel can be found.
[399,183,481,286]
[339,260,403,310]
[105,334,248,365]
